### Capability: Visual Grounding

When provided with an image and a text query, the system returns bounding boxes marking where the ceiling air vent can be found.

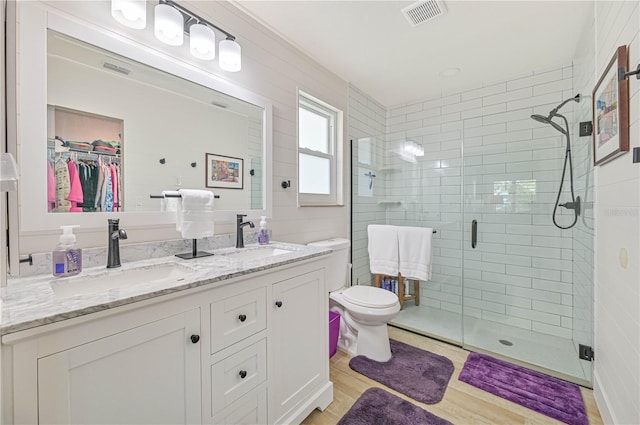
[401,0,447,27]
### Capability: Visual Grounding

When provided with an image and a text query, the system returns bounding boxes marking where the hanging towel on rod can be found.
[161,190,180,212]
[398,226,433,281]
[367,224,399,276]
[176,189,215,239]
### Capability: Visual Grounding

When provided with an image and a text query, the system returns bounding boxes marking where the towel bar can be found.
[150,194,220,199]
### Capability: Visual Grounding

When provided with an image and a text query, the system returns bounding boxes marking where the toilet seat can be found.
[342,286,398,308]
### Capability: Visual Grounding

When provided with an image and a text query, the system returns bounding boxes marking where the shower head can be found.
[530,114,550,124]
[530,94,580,135]
[530,113,567,135]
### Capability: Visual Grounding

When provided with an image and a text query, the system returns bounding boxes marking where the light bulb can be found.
[111,0,146,29]
[154,3,184,46]
[219,38,241,72]
[190,24,216,60]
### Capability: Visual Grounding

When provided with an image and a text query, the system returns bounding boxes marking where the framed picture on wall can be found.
[592,45,630,166]
[205,153,244,189]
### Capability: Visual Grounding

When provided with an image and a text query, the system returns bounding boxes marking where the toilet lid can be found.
[342,286,398,308]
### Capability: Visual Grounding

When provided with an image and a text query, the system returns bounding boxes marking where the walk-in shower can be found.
[530,94,582,229]
[350,84,594,387]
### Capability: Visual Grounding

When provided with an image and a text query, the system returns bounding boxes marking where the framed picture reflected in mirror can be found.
[205,153,244,189]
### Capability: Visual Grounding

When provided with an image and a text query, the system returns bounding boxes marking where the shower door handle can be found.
[471,219,478,249]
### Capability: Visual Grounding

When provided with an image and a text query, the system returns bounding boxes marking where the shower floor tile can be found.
[391,305,591,385]
[393,304,462,343]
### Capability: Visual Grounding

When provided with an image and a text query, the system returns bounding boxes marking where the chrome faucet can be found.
[236,214,255,248]
[107,219,128,268]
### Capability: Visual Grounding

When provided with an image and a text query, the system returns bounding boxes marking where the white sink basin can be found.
[50,263,196,298]
[221,247,292,261]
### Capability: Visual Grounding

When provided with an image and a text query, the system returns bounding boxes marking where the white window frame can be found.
[297,90,343,206]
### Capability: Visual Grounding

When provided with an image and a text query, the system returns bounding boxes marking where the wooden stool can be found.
[374,273,420,310]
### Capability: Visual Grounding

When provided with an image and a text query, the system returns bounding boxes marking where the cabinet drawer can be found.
[210,287,266,354]
[211,386,267,425]
[210,338,267,416]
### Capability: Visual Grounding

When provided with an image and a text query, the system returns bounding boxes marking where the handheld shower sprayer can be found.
[530,94,582,230]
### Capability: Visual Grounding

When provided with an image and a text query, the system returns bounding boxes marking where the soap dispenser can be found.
[258,216,269,245]
[52,225,82,277]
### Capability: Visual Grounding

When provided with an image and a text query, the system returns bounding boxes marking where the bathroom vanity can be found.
[1,243,333,424]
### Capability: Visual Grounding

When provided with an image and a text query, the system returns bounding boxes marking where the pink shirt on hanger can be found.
[67,160,84,212]
[47,161,56,212]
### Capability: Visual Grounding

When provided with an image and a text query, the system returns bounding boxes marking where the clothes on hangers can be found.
[48,149,122,213]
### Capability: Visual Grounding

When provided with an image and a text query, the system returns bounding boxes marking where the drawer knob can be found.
[275,301,283,308]
[238,314,247,322]
[190,334,200,344]
[239,370,247,379]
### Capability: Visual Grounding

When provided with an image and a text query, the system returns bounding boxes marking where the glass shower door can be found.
[461,112,592,386]
[350,130,465,345]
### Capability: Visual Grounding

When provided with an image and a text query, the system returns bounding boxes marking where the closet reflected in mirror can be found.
[48,106,123,213]
[47,29,264,213]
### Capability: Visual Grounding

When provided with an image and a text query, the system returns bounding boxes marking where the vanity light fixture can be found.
[219,36,242,72]
[112,0,242,71]
[111,0,146,29]
[154,2,184,46]
[190,23,216,60]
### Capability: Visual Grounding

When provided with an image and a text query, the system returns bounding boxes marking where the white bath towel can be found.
[161,190,180,212]
[398,226,433,281]
[176,189,215,239]
[367,224,399,276]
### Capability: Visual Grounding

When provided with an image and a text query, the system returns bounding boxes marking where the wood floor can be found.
[303,327,603,425]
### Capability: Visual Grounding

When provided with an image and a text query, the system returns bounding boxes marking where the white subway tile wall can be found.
[350,63,592,342]
[349,85,387,286]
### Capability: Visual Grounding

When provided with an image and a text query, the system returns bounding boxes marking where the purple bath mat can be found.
[459,352,587,425]
[349,339,454,404]
[337,387,452,425]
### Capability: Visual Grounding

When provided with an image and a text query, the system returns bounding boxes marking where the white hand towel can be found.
[367,224,399,276]
[161,190,180,212]
[176,189,215,239]
[398,226,433,281]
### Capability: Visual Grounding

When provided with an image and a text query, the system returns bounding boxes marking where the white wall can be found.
[587,1,640,424]
[13,0,349,254]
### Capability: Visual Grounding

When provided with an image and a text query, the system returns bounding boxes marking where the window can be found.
[297,90,343,206]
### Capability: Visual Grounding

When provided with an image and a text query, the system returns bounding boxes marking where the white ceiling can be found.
[233,1,593,107]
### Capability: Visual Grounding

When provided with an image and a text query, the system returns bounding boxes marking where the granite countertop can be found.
[0,242,331,337]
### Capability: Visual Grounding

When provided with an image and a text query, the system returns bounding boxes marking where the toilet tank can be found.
[307,238,350,292]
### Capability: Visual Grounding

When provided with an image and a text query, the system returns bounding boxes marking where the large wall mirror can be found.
[47,30,264,213]
[11,2,272,239]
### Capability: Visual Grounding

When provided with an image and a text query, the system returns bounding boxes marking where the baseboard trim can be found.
[593,369,616,424]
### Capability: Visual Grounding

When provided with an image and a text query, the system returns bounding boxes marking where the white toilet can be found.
[308,238,400,362]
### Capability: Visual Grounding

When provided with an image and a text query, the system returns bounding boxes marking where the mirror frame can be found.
[9,3,272,234]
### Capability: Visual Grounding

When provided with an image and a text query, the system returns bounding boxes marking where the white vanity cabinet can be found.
[269,270,327,424]
[1,257,332,425]
[38,308,202,425]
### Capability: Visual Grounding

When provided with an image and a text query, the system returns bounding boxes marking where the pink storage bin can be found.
[329,311,340,358]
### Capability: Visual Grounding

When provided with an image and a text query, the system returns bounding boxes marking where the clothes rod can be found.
[150,194,220,199]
